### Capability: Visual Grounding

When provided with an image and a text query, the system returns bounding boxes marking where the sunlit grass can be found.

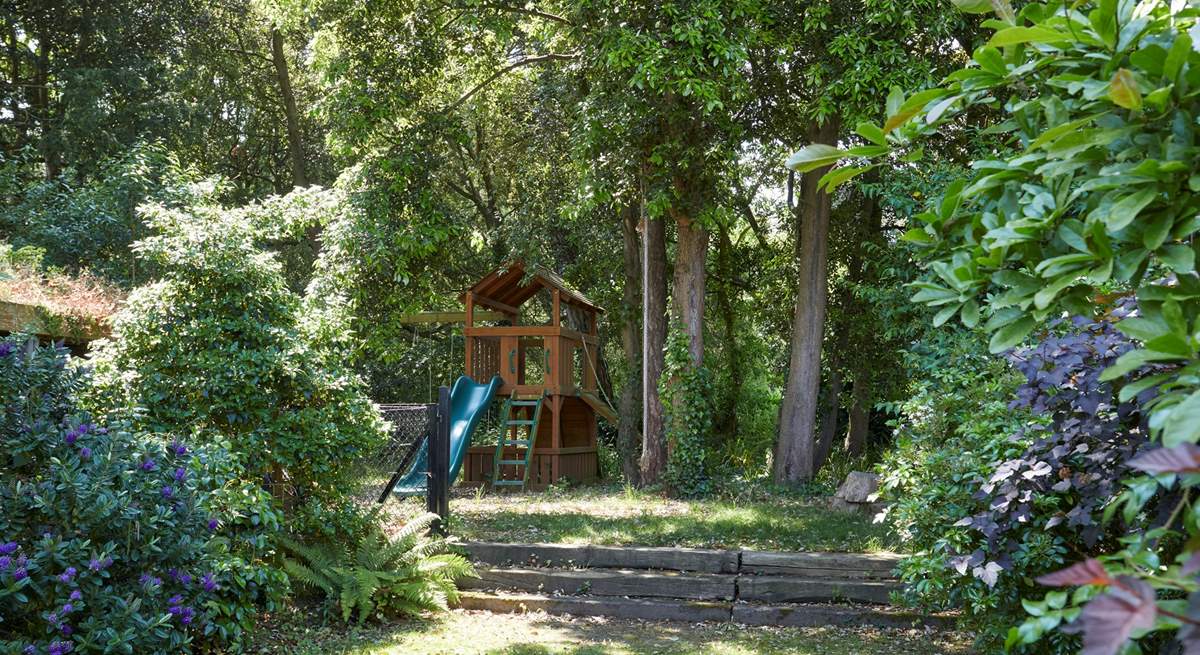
[259,609,969,655]
[381,483,895,553]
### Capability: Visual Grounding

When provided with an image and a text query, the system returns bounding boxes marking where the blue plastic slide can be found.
[388,375,502,497]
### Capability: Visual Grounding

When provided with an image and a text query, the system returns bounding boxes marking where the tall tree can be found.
[753,0,965,482]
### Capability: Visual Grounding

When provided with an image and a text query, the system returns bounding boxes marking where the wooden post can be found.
[465,294,475,379]
[552,289,561,327]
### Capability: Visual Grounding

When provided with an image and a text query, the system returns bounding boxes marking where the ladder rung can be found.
[504,439,530,447]
[498,459,527,466]
[492,480,525,486]
[507,420,536,425]
[511,400,541,407]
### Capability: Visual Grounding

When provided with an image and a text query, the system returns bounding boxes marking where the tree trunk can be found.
[815,354,842,470]
[842,178,881,459]
[7,22,24,152]
[845,374,869,457]
[669,208,707,367]
[619,204,643,486]
[33,35,57,180]
[271,27,307,188]
[774,117,840,484]
[715,222,740,445]
[640,209,668,485]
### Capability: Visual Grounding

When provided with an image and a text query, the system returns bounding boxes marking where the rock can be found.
[835,471,881,504]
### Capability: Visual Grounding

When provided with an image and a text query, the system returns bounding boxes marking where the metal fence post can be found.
[427,385,451,535]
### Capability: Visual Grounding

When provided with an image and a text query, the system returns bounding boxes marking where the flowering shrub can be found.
[0,337,223,654]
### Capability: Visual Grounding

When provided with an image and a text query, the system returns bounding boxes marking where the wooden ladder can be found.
[491,391,545,491]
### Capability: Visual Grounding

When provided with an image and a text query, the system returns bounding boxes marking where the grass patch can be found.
[254,608,970,655]
[382,483,896,552]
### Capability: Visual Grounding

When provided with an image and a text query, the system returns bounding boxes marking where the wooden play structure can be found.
[458,261,616,490]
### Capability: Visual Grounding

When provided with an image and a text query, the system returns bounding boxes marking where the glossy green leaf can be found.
[785,144,847,172]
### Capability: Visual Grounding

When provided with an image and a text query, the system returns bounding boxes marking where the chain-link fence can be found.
[352,403,436,503]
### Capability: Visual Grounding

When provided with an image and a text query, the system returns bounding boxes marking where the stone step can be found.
[459,541,900,578]
[455,591,953,629]
[463,566,736,600]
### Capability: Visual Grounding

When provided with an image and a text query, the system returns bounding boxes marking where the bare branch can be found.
[446,52,577,112]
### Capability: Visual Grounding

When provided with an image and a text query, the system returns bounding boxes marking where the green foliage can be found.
[877,332,1057,650]
[661,325,715,497]
[0,336,230,653]
[281,513,476,624]
[90,187,385,501]
[800,1,1200,651]
[0,145,201,285]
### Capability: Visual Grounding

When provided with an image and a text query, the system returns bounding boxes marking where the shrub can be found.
[89,187,385,504]
[878,331,1034,648]
[281,513,476,624]
[0,336,223,654]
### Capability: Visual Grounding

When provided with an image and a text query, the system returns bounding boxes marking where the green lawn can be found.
[255,609,970,655]
[381,484,896,553]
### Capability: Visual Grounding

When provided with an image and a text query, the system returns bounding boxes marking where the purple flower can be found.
[79,447,92,459]
[180,606,195,625]
[174,467,186,482]
[60,624,72,635]
[64,430,78,445]
[47,612,57,624]
[14,567,28,581]
[0,542,17,555]
[62,603,73,613]
[0,556,10,570]
[23,645,35,655]
[57,567,76,582]
[102,557,113,568]
[207,518,219,531]
[139,573,160,587]
[161,486,173,498]
[201,572,218,592]
[171,442,187,456]
[0,342,14,357]
[88,558,101,572]
[70,590,82,601]
[141,459,156,471]
[168,594,183,606]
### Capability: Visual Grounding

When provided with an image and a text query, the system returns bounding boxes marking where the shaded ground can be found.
[380,484,896,553]
[257,608,972,655]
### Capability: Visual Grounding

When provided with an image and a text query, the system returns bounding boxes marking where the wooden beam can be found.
[470,293,520,316]
[395,310,505,324]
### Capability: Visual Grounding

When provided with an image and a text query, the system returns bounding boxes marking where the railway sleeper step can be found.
[454,590,954,630]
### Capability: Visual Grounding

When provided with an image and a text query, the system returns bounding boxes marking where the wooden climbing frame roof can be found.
[461,261,604,315]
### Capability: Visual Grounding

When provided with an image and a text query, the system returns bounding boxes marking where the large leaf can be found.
[1037,558,1113,587]
[884,88,950,133]
[1105,188,1158,231]
[1128,444,1200,474]
[1163,390,1200,447]
[987,26,1072,47]
[1108,68,1143,110]
[989,316,1036,353]
[785,144,847,173]
[1078,578,1158,655]
[951,0,994,13]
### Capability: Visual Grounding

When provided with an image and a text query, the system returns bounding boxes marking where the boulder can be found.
[835,471,881,504]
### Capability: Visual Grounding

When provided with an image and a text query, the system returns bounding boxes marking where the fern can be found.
[280,512,477,624]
